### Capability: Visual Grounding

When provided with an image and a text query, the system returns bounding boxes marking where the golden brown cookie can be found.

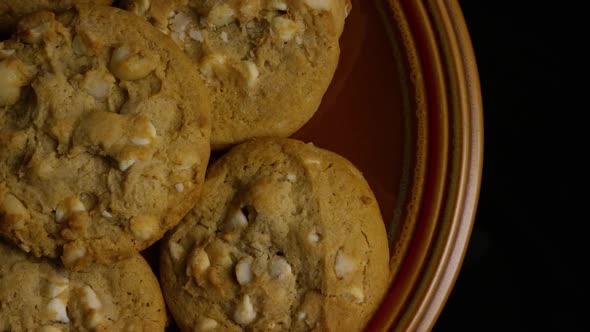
[0,240,167,332]
[160,138,389,331]
[0,5,211,269]
[122,0,351,149]
[0,0,113,36]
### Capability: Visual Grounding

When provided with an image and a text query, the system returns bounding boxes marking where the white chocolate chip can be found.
[82,70,115,100]
[147,122,157,138]
[65,197,86,214]
[55,208,65,222]
[0,58,29,106]
[62,246,86,265]
[157,25,170,35]
[187,247,210,283]
[175,148,201,171]
[343,286,365,304]
[208,4,236,27]
[109,45,156,81]
[130,137,151,146]
[45,271,69,298]
[79,286,104,329]
[129,215,159,241]
[207,241,233,267]
[334,249,355,279]
[23,22,51,44]
[297,312,306,320]
[241,60,259,87]
[171,12,191,33]
[234,295,256,326]
[240,1,262,18]
[199,54,226,80]
[19,243,31,252]
[76,191,95,211]
[174,183,185,192]
[101,210,113,218]
[169,12,192,43]
[48,272,69,285]
[286,173,297,182]
[46,298,69,323]
[303,0,331,11]
[271,17,299,42]
[55,197,85,223]
[226,208,248,229]
[118,158,136,172]
[0,48,15,59]
[220,31,228,42]
[71,200,85,213]
[188,28,204,42]
[75,191,95,211]
[235,257,253,285]
[196,317,219,330]
[270,257,292,280]
[80,285,102,310]
[304,159,321,166]
[47,280,69,298]
[111,45,130,62]
[295,35,303,45]
[130,0,151,16]
[168,241,184,261]
[308,232,320,243]
[131,120,157,145]
[270,0,288,11]
[1,193,30,222]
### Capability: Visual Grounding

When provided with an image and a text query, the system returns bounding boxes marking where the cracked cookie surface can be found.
[160,138,389,331]
[0,0,113,36]
[0,4,211,269]
[0,240,167,332]
[122,0,351,149]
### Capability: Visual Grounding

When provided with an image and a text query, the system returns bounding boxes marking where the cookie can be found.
[0,240,167,331]
[0,4,211,269]
[0,0,113,36]
[160,138,390,331]
[122,0,351,149]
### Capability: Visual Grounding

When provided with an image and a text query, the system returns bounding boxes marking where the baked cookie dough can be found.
[0,240,167,332]
[122,0,351,149]
[160,138,390,331]
[0,0,113,36]
[0,5,211,269]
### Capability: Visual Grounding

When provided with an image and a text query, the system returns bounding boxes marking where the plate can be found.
[292,0,483,330]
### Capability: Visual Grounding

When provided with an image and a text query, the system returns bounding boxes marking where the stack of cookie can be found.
[0,1,391,331]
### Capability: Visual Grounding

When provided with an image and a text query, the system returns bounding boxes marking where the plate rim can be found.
[367,0,483,330]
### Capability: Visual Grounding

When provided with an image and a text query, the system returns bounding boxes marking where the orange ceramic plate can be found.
[293,0,483,330]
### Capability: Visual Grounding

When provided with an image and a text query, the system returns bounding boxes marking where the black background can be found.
[433,2,585,331]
